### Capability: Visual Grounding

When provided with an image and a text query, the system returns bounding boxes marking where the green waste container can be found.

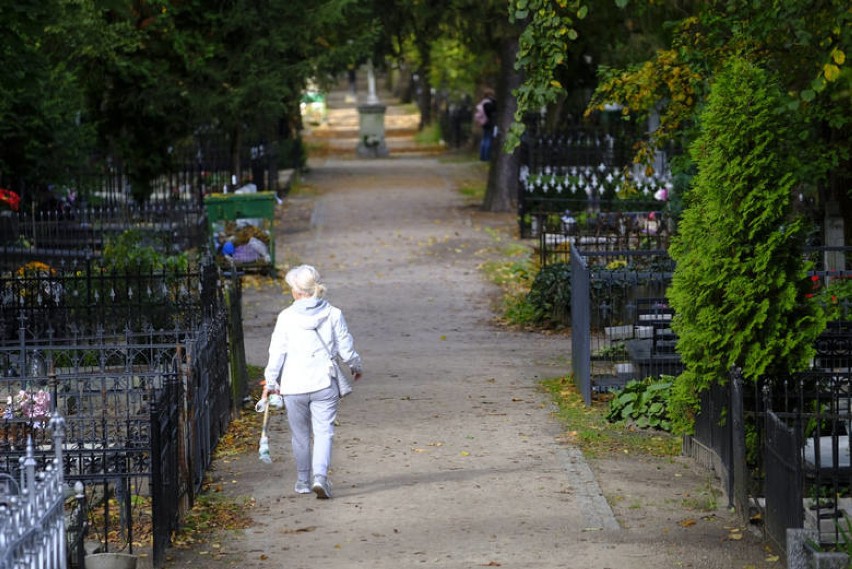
[204,191,276,274]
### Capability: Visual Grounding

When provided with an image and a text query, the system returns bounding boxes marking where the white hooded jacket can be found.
[263,297,362,395]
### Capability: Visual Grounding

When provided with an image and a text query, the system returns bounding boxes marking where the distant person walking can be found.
[258,265,363,499]
[475,89,497,162]
[346,65,357,103]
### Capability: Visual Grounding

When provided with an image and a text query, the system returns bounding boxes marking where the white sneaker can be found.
[312,476,332,499]
[294,480,311,494]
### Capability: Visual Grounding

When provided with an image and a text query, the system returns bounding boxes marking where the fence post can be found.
[570,245,591,405]
[49,411,67,567]
[730,367,749,520]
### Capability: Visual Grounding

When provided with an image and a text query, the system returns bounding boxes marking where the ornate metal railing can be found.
[0,202,207,271]
[0,414,68,569]
[0,260,246,568]
[517,129,671,238]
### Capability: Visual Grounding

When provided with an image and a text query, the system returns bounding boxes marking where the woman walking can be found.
[258,265,363,499]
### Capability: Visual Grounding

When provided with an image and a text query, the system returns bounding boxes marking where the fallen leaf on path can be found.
[765,554,780,562]
[679,519,697,528]
[460,451,470,457]
[480,562,501,567]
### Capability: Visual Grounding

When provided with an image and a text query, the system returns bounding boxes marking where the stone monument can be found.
[356,60,388,158]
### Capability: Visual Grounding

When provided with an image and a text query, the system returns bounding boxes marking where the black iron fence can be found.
[517,129,671,238]
[435,95,474,150]
[0,260,247,568]
[570,247,676,403]
[0,256,222,345]
[688,322,852,555]
[11,131,298,215]
[568,248,851,405]
[0,202,207,271]
[540,211,673,268]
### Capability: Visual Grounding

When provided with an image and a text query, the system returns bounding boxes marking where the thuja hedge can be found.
[666,57,828,434]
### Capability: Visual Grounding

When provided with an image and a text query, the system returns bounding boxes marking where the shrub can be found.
[606,376,674,432]
[526,262,571,326]
[667,57,827,434]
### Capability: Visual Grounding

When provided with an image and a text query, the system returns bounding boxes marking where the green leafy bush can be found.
[102,229,189,273]
[667,57,827,434]
[606,376,674,432]
[816,276,852,321]
[527,262,571,326]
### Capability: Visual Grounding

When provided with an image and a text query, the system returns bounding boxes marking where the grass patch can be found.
[479,236,541,328]
[400,102,420,115]
[541,375,681,459]
[680,480,720,512]
[457,181,486,203]
[414,123,442,145]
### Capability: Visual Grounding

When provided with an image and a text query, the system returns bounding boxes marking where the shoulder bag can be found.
[313,329,353,397]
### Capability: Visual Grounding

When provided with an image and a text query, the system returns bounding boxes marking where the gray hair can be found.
[285,264,327,298]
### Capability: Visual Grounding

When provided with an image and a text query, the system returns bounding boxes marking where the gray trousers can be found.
[283,385,339,481]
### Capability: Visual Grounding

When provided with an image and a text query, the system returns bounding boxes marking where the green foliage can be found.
[429,36,489,96]
[606,377,674,432]
[507,0,586,149]
[815,276,852,321]
[667,57,828,431]
[0,0,99,194]
[836,514,852,558]
[526,262,572,326]
[102,230,189,274]
[502,292,540,327]
[510,0,850,209]
[542,375,681,457]
[0,0,376,200]
[414,123,442,145]
[593,342,627,359]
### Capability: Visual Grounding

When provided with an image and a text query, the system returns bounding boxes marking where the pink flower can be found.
[13,389,51,419]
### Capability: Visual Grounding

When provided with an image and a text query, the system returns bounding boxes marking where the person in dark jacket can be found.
[475,89,497,161]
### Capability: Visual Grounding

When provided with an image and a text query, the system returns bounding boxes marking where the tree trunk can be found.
[417,47,432,129]
[482,35,522,213]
